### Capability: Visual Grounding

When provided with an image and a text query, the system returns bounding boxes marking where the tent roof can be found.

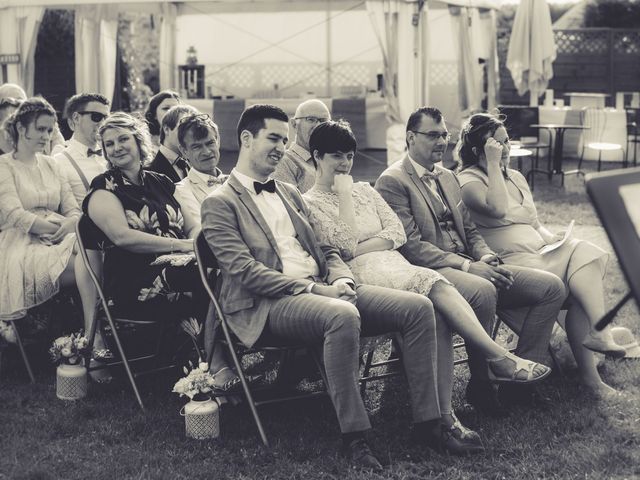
[0,0,498,11]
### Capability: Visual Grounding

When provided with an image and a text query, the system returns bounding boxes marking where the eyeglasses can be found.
[78,111,107,123]
[411,130,450,142]
[0,97,21,109]
[295,116,329,124]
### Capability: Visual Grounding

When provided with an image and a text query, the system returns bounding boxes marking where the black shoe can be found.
[342,438,384,472]
[466,380,509,418]
[498,383,553,409]
[412,416,485,455]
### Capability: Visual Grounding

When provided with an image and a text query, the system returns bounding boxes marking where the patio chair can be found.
[578,107,626,172]
[626,108,639,167]
[75,215,187,411]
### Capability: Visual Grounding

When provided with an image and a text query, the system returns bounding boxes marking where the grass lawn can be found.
[1,156,638,480]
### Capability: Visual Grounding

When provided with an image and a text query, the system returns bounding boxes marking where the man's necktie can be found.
[254,179,276,194]
[175,158,190,178]
[87,148,102,157]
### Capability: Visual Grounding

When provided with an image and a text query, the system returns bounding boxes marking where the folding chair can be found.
[75,215,183,410]
[194,232,328,448]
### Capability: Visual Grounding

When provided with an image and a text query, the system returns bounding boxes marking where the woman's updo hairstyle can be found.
[457,113,504,171]
[308,119,357,169]
[99,112,153,167]
[3,96,57,148]
[143,90,181,136]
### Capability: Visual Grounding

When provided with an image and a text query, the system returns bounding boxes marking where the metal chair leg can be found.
[10,320,35,383]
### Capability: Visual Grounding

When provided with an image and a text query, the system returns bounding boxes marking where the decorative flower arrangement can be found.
[49,331,92,365]
[172,361,216,400]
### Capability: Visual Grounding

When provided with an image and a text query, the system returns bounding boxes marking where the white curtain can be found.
[367,0,428,165]
[75,5,118,102]
[450,6,482,116]
[478,8,499,111]
[0,7,44,96]
[159,3,177,91]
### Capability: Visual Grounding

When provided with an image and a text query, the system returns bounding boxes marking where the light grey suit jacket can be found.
[374,156,492,270]
[201,174,353,348]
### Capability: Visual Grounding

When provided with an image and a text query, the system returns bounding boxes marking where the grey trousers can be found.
[265,284,439,433]
[437,264,566,378]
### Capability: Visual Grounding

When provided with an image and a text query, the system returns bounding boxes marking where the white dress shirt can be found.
[53,137,107,205]
[231,169,320,279]
[174,167,227,238]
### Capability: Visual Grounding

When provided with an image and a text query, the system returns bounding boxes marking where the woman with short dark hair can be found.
[143,90,181,148]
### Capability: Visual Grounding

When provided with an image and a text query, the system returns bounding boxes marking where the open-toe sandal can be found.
[487,351,551,384]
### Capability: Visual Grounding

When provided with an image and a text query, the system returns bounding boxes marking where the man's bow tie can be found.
[87,148,102,157]
[421,169,443,182]
[207,175,225,187]
[254,179,276,194]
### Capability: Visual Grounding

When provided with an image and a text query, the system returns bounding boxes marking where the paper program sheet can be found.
[619,184,640,240]
[539,220,575,255]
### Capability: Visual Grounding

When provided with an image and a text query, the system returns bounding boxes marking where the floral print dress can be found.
[83,167,202,318]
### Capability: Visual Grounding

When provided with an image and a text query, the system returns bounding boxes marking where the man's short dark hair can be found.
[236,104,288,147]
[406,106,443,133]
[160,105,199,144]
[64,93,109,120]
[177,113,218,148]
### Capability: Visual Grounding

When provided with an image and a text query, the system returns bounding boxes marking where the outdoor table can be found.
[530,123,589,185]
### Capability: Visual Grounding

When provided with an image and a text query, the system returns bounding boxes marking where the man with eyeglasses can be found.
[272,99,330,193]
[148,104,199,182]
[375,106,565,414]
[53,93,110,205]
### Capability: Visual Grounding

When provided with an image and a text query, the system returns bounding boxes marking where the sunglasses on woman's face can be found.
[78,111,107,123]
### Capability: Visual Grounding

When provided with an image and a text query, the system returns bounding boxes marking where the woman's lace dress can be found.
[304,182,449,296]
[0,153,80,320]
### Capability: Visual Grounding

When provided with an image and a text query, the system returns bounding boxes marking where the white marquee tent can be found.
[0,0,499,159]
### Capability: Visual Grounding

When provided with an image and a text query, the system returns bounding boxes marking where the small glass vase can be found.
[56,362,87,400]
[181,394,219,440]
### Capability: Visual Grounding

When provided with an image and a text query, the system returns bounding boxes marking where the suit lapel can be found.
[402,157,439,224]
[275,184,327,275]
[228,175,281,259]
[190,174,209,203]
[434,167,469,249]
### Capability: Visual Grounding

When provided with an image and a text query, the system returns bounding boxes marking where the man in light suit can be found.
[375,106,565,413]
[147,104,199,182]
[174,113,228,238]
[201,104,483,470]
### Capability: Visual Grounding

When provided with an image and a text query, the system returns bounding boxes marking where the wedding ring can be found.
[490,277,495,283]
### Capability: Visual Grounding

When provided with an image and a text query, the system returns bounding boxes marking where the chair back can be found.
[194,231,225,321]
[581,107,606,144]
[498,105,540,140]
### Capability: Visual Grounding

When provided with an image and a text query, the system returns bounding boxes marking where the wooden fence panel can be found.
[497,28,640,106]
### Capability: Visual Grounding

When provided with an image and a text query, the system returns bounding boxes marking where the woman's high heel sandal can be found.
[487,351,552,384]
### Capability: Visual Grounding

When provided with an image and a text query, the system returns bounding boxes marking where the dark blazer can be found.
[147,150,181,183]
[201,174,353,348]
[375,156,493,270]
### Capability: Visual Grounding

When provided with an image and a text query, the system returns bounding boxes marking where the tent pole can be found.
[326,0,332,97]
